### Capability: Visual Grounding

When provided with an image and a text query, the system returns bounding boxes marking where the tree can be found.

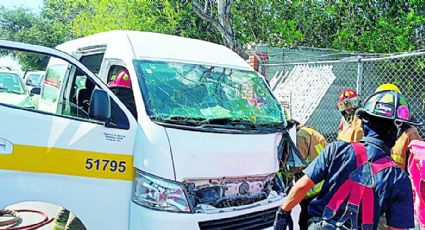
[328,0,424,52]
[59,0,225,49]
[2,0,424,69]
[0,4,74,70]
[66,0,185,37]
[191,0,246,57]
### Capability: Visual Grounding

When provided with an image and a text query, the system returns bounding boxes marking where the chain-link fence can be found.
[260,51,425,142]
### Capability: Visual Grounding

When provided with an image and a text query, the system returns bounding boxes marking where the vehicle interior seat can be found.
[77,79,96,114]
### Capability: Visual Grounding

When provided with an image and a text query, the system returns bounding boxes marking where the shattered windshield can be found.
[134,60,283,131]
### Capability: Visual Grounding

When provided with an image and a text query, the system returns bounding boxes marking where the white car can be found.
[0,70,33,109]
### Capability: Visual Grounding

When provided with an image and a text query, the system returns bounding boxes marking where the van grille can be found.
[198,207,278,230]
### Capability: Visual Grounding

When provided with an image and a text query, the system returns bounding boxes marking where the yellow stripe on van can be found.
[0,144,134,181]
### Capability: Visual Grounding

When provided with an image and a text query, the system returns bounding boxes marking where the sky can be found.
[0,0,43,12]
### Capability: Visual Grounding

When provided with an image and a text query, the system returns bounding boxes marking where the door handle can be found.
[0,138,13,154]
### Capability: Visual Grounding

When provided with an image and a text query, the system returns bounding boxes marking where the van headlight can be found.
[133,170,191,213]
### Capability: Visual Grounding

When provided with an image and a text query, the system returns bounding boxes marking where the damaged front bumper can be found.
[184,173,284,213]
[129,193,285,230]
[193,190,284,214]
[130,172,286,229]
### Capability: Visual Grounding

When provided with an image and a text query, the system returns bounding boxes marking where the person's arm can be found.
[281,175,315,211]
[280,143,335,211]
[274,143,334,229]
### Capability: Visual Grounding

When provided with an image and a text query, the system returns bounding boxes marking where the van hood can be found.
[165,127,281,181]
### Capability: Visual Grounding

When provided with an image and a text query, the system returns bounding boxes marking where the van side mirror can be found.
[89,89,111,122]
[30,87,41,96]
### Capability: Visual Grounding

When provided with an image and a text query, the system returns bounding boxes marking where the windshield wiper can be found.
[151,115,282,132]
[201,118,283,131]
[152,116,255,129]
[198,118,260,130]
[151,115,207,126]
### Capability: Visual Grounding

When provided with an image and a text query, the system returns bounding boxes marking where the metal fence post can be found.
[356,57,364,98]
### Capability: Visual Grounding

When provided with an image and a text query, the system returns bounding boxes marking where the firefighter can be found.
[274,90,417,230]
[337,88,363,142]
[107,68,137,118]
[337,84,421,170]
[286,120,327,230]
[375,84,422,170]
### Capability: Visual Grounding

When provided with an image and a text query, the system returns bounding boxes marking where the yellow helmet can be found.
[375,83,401,93]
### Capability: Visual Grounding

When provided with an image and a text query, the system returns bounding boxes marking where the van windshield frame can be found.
[134,60,284,132]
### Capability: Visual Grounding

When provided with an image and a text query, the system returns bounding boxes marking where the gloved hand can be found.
[273,207,293,230]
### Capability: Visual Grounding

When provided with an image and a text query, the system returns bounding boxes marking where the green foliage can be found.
[60,0,223,43]
[0,0,424,70]
[329,1,422,52]
[0,5,73,70]
[233,0,424,52]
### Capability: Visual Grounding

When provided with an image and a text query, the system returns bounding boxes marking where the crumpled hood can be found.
[165,127,281,181]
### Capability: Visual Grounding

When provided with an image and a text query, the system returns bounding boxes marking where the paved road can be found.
[3,202,302,229]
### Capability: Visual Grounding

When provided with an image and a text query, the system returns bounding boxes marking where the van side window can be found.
[62,70,95,119]
[38,59,69,114]
[107,65,137,119]
[60,53,104,119]
[79,53,104,75]
[57,66,130,129]
[41,64,67,103]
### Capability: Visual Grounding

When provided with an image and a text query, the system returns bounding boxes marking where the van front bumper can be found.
[129,196,284,230]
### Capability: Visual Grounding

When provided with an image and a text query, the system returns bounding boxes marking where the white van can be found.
[0,31,287,229]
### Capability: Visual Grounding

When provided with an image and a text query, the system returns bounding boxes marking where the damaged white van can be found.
[0,31,288,229]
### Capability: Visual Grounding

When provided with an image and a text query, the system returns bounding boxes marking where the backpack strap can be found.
[352,143,397,227]
[371,157,397,174]
[352,142,368,167]
[323,143,367,221]
[323,142,397,229]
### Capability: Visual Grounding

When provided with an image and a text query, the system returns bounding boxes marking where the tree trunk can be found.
[192,0,246,58]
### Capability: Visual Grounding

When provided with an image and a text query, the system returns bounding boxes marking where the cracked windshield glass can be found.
[134,60,283,130]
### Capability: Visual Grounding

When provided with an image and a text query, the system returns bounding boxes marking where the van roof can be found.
[57,30,252,70]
